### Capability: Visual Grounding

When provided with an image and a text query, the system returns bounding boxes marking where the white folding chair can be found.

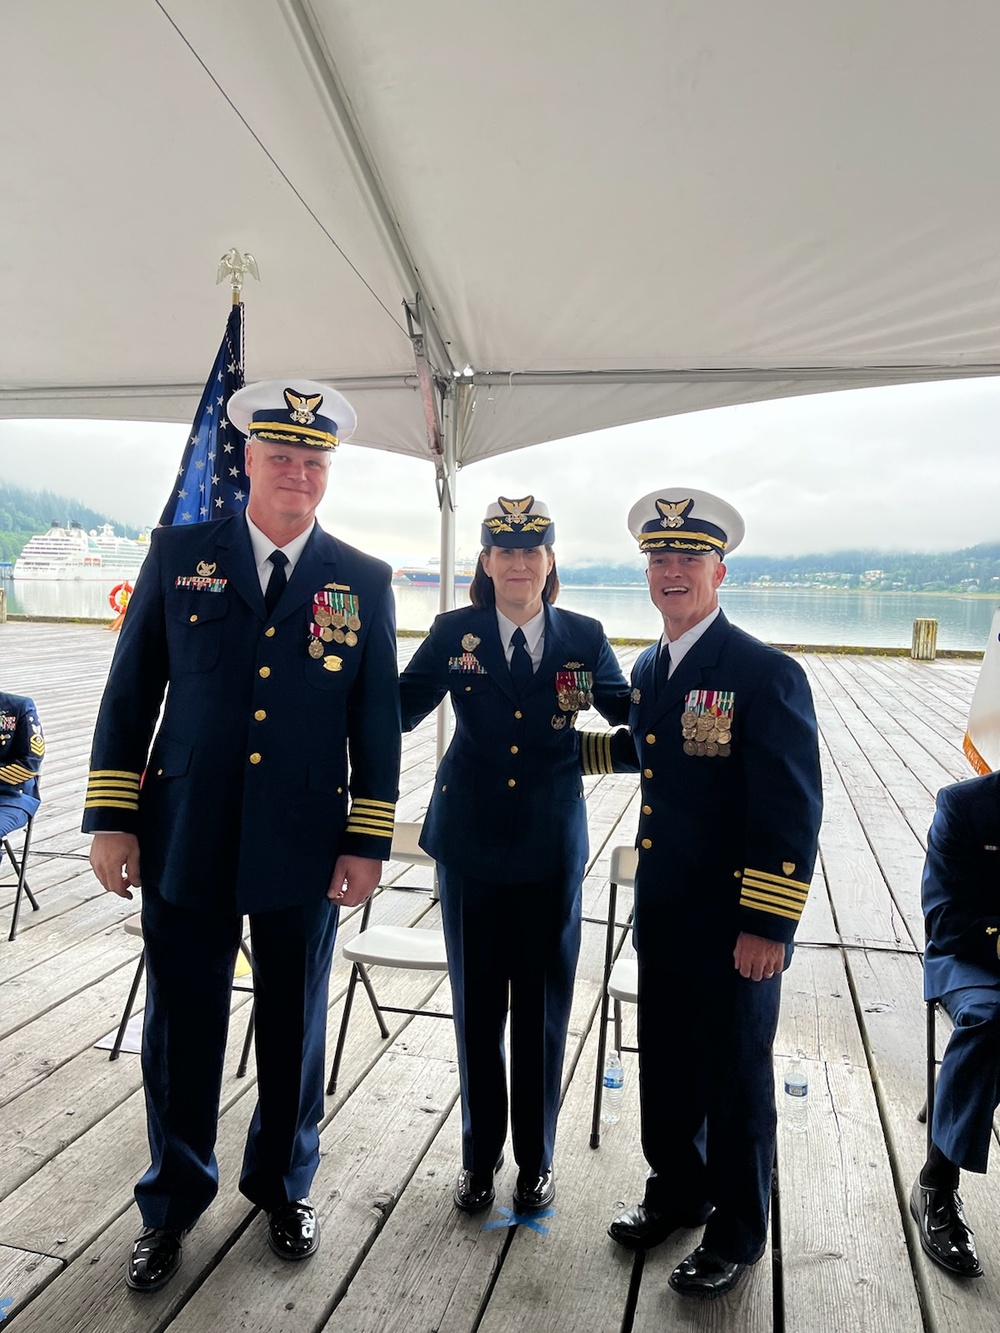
[109,918,256,1076]
[590,844,639,1148]
[327,821,446,1095]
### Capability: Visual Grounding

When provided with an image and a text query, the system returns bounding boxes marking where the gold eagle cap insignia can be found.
[656,497,693,529]
[498,495,534,524]
[284,387,323,425]
[196,561,217,577]
[782,862,796,877]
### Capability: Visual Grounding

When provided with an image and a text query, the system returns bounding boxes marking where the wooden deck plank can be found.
[2,623,993,1332]
[776,946,924,1332]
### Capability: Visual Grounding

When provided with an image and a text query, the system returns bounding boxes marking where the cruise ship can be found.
[14,522,150,582]
[393,557,476,588]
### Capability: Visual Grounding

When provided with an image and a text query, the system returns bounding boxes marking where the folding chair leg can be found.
[110,950,146,1061]
[356,962,391,1039]
[328,961,362,1096]
[237,1002,255,1078]
[590,879,620,1149]
[6,824,40,942]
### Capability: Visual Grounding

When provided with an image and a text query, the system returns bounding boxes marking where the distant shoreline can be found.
[560,583,1000,599]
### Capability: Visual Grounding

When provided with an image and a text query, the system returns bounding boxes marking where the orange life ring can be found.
[109,581,133,614]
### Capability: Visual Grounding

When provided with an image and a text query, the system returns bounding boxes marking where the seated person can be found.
[911,770,1000,1279]
[0,690,44,841]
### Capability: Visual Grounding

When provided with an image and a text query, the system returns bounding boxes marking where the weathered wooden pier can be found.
[0,621,995,1332]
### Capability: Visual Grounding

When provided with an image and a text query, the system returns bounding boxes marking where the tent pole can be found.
[435,388,459,763]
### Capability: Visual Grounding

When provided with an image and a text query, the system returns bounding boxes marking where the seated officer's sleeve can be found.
[923,784,1000,975]
[0,696,44,793]
[82,535,169,835]
[737,655,823,944]
[399,617,449,733]
[342,574,401,859]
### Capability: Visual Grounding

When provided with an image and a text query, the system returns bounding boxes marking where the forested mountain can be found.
[0,482,140,564]
[561,543,1000,594]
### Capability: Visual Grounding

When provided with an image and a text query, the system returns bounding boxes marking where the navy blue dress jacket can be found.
[584,611,823,955]
[0,691,44,819]
[922,771,1000,1000]
[82,515,401,912]
[400,603,631,882]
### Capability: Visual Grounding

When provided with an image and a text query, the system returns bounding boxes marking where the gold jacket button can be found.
[249,753,261,765]
[510,745,519,755]
[642,804,652,815]
[156,768,163,776]
[254,709,266,721]
[465,686,472,692]
[643,767,653,778]
[259,666,271,678]
[514,710,523,719]
[337,786,343,794]
[641,838,652,849]
[734,870,742,878]
[189,614,198,623]
[264,626,276,638]
[646,733,656,744]
[508,778,516,788]
[441,784,448,792]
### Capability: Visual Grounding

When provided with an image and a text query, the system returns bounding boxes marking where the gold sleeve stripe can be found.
[740,888,806,920]
[346,810,397,831]
[743,866,810,892]
[739,895,802,922]
[350,798,396,813]
[0,763,36,783]
[741,873,808,900]
[580,731,613,775]
[86,780,141,795]
[84,797,140,811]
[89,769,142,782]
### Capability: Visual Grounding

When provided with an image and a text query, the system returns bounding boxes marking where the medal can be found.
[321,627,334,642]
[314,608,332,628]
[347,613,361,632]
[308,639,324,659]
[331,610,347,629]
[333,628,346,644]
[345,630,358,647]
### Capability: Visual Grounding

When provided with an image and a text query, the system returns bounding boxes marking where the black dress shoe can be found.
[125,1227,186,1292]
[454,1155,504,1213]
[668,1246,748,1299]
[909,1179,983,1277]
[268,1199,320,1260]
[608,1201,714,1251]
[513,1167,555,1213]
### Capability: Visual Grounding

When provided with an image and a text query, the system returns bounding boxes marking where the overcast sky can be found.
[1,376,997,569]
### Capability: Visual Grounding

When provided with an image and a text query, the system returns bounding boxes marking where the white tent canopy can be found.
[4,1,999,488]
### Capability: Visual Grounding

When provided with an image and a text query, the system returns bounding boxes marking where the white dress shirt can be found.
[245,514,315,595]
[496,607,545,670]
[662,605,721,676]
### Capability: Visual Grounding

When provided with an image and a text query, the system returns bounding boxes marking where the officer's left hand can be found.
[733,932,785,981]
[327,855,383,907]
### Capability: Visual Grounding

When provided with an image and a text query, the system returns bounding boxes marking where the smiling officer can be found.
[591,487,823,1300]
[84,379,400,1292]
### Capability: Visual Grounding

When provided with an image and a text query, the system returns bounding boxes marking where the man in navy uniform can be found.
[590,488,822,1300]
[910,770,1000,1278]
[84,379,400,1292]
[0,690,44,838]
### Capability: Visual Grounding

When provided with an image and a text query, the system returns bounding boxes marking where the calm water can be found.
[4,578,997,650]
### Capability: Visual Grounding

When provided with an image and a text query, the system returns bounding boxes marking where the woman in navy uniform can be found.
[400,496,630,1215]
[910,770,1000,1278]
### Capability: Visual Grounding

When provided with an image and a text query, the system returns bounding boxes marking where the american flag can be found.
[159,303,246,526]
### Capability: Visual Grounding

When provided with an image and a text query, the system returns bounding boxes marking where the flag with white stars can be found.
[159,304,247,526]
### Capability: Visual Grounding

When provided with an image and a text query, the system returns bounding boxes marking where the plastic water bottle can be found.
[601,1050,625,1124]
[783,1056,808,1133]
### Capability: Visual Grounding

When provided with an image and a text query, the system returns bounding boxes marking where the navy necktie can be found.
[264,549,288,618]
[655,640,672,694]
[509,627,533,692]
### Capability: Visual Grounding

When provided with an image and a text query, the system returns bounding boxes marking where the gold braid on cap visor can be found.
[249,421,339,450]
[638,530,726,552]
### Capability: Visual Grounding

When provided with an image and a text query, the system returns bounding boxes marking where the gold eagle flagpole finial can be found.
[216,248,260,305]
